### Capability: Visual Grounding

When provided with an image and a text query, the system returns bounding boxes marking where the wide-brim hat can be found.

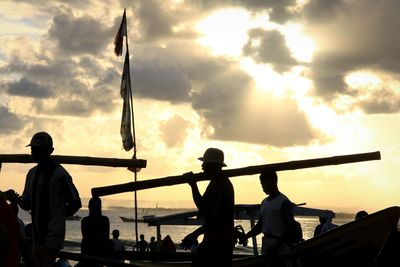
[198,148,227,167]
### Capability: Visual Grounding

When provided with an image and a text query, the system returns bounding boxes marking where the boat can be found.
[230,206,400,267]
[120,215,154,222]
[284,206,400,266]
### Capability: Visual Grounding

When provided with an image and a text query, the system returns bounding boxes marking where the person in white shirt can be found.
[244,170,296,263]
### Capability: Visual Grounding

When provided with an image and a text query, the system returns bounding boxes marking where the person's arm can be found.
[19,173,32,211]
[66,199,82,217]
[184,172,203,210]
[61,173,82,216]
[281,200,295,225]
[180,225,205,250]
[245,215,262,239]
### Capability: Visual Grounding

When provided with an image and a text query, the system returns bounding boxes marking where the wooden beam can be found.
[91,151,380,197]
[0,154,147,168]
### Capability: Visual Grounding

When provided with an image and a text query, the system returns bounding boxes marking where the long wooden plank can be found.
[91,151,380,197]
[0,154,147,168]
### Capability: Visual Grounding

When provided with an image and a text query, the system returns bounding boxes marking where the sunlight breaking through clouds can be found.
[196,8,270,57]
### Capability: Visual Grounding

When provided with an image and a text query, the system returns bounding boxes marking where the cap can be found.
[198,148,227,167]
[26,131,53,149]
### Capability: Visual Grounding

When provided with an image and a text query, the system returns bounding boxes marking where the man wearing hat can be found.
[18,131,82,266]
[181,148,235,266]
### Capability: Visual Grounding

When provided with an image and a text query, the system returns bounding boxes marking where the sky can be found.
[0,0,399,213]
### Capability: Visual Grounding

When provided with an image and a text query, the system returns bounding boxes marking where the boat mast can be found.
[123,8,140,250]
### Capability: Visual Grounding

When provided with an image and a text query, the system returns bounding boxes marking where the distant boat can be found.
[120,215,155,222]
[66,215,81,221]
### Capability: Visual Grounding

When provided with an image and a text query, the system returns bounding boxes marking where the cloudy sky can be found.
[1,0,399,213]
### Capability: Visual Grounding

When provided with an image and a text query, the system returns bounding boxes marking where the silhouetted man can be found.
[181,148,234,266]
[18,131,81,266]
[244,170,296,264]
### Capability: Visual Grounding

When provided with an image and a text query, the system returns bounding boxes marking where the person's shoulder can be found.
[278,192,290,201]
[27,166,38,175]
[53,164,70,175]
[219,175,233,187]
[261,197,268,205]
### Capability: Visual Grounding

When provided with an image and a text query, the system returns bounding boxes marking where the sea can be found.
[17,202,359,254]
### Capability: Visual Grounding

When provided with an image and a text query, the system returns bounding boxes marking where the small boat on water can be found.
[120,215,155,223]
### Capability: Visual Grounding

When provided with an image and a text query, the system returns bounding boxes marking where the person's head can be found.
[150,236,155,242]
[198,148,226,177]
[88,196,102,216]
[27,132,54,162]
[259,170,278,195]
[355,210,368,220]
[140,234,145,240]
[112,229,120,239]
[319,217,328,224]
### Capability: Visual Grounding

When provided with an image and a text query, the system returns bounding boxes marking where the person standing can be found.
[18,131,82,266]
[243,170,297,265]
[181,148,235,267]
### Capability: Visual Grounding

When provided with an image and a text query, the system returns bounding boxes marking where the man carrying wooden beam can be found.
[180,148,235,267]
[17,131,82,267]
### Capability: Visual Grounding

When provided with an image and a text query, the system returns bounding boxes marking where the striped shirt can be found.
[22,161,80,250]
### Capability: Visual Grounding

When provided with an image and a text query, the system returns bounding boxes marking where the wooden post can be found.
[250,218,258,256]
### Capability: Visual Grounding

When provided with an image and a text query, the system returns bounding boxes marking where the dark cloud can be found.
[121,0,199,42]
[346,87,400,114]
[303,0,344,23]
[51,99,91,116]
[132,60,192,103]
[210,97,320,146]
[129,41,230,103]
[304,0,400,114]
[134,0,175,41]
[7,77,53,98]
[187,0,298,23]
[127,40,320,146]
[192,67,321,146]
[48,11,114,55]
[0,106,25,135]
[4,55,119,117]
[237,0,297,23]
[243,29,297,72]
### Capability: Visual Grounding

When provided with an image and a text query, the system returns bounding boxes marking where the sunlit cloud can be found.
[281,23,315,63]
[196,8,270,58]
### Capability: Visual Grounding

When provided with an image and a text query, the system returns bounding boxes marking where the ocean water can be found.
[17,205,357,254]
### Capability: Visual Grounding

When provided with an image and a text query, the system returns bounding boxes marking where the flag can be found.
[120,50,134,151]
[114,9,127,57]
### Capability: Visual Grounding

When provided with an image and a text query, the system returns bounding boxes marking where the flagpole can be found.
[123,8,139,250]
